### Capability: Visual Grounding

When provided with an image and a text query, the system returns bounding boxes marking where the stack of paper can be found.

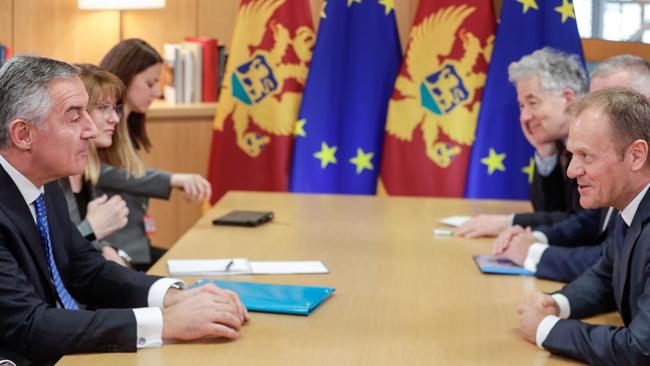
[439,215,471,227]
[167,259,329,276]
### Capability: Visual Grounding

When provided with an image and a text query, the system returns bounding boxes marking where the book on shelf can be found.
[163,37,224,105]
[185,37,219,102]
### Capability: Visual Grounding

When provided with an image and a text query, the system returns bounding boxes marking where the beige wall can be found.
[2,0,649,66]
[0,0,434,65]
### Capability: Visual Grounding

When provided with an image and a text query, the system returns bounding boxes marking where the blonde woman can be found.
[58,64,134,266]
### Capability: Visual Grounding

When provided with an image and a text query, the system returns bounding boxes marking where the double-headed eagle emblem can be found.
[386,5,494,168]
[214,0,315,157]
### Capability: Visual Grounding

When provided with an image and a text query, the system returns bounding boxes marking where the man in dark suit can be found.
[492,55,650,283]
[457,48,587,238]
[517,87,650,365]
[0,56,248,366]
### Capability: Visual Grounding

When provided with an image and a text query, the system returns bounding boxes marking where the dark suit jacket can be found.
[535,208,611,282]
[542,187,650,365]
[513,144,582,228]
[0,166,160,366]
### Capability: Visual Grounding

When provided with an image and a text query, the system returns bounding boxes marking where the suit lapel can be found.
[0,166,53,288]
[616,189,650,310]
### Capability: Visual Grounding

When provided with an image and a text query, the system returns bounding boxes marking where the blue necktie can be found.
[613,213,629,251]
[34,194,79,310]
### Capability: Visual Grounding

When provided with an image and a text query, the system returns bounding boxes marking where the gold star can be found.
[314,142,337,169]
[480,148,506,175]
[349,148,374,174]
[516,0,539,13]
[555,0,576,23]
[321,1,327,19]
[347,0,362,7]
[521,157,535,184]
[378,0,395,15]
[294,118,307,137]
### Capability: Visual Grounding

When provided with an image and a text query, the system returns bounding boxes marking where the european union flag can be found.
[289,0,402,194]
[465,0,584,199]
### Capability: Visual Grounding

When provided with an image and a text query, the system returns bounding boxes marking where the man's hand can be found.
[494,227,536,266]
[162,291,244,341]
[492,225,525,255]
[517,292,560,344]
[164,284,249,324]
[85,194,128,240]
[170,173,212,202]
[100,245,129,267]
[455,214,510,238]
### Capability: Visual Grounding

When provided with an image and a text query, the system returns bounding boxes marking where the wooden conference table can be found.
[59,191,621,366]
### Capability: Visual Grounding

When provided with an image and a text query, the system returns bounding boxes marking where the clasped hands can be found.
[162,283,250,341]
[490,225,540,266]
[517,292,560,344]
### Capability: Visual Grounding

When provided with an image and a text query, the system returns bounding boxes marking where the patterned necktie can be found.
[33,194,79,310]
[613,213,629,251]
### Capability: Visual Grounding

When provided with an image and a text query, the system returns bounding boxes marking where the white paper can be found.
[250,261,329,274]
[167,258,250,276]
[439,215,471,227]
[167,259,329,276]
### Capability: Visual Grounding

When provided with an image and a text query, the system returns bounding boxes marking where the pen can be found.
[225,260,234,271]
[432,229,454,237]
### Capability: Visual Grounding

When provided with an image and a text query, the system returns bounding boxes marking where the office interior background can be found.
[0,0,649,247]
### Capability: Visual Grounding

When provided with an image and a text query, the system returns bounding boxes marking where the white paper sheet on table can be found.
[167,259,329,276]
[439,215,471,227]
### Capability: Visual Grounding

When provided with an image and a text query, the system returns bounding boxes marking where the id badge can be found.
[144,214,156,234]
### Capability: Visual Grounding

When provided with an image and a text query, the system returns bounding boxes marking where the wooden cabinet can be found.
[140,100,216,248]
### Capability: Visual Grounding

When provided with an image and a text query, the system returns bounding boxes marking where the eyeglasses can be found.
[91,103,124,118]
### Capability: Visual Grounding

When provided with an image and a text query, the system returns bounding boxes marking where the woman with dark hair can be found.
[98,38,211,271]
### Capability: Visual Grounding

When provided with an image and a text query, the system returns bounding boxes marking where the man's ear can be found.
[629,139,649,171]
[563,88,578,104]
[8,120,33,150]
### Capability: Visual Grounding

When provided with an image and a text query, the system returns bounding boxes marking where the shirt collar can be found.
[621,182,650,226]
[0,153,44,206]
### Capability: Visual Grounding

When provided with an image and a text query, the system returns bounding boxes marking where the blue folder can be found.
[473,255,534,276]
[192,279,335,316]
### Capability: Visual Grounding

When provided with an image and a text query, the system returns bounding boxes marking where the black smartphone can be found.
[212,210,274,227]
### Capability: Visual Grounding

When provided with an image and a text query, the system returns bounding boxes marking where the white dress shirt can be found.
[535,183,650,349]
[0,154,183,348]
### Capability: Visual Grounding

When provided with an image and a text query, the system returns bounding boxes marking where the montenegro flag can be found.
[208,0,314,203]
[380,0,496,197]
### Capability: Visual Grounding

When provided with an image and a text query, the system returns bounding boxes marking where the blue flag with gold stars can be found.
[289,0,401,194]
[465,0,584,199]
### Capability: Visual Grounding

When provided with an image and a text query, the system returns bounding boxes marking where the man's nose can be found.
[81,111,97,140]
[566,156,581,179]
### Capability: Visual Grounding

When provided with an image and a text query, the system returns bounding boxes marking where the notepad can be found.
[439,215,471,227]
[192,279,335,315]
[473,255,534,276]
[167,259,329,276]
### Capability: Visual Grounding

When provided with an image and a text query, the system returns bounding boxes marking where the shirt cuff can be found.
[148,278,185,308]
[133,307,163,348]
[552,293,571,319]
[523,243,549,273]
[532,231,549,244]
[534,153,558,177]
[508,214,515,227]
[536,315,561,349]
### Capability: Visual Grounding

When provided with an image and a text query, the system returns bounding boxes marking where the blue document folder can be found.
[192,279,335,316]
[473,255,534,276]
